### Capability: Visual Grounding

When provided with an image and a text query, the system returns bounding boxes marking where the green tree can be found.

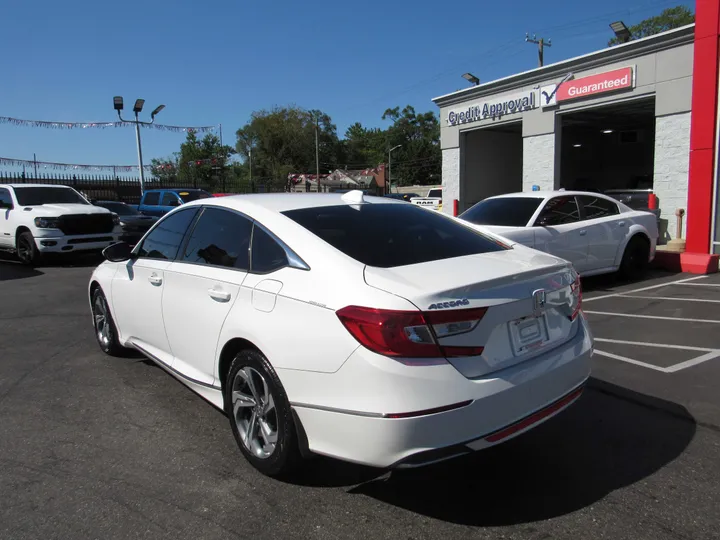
[174,131,236,191]
[235,106,340,190]
[608,6,695,46]
[381,106,441,187]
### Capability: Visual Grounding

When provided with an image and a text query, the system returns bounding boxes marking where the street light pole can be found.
[388,144,402,194]
[114,97,165,195]
[133,115,146,194]
[315,115,321,193]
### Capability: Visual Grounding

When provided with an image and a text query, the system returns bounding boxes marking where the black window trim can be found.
[577,194,620,222]
[141,204,310,274]
[132,206,201,261]
[532,195,582,227]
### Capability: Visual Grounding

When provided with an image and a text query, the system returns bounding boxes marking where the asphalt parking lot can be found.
[1,256,719,540]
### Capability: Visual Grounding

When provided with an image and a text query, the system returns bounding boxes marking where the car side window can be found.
[535,196,581,226]
[578,195,620,220]
[251,225,289,274]
[182,207,252,270]
[161,192,180,206]
[0,188,12,207]
[137,208,199,260]
[143,192,160,206]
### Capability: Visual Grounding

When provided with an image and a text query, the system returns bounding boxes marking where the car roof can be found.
[183,192,403,214]
[486,190,613,200]
[1,184,75,189]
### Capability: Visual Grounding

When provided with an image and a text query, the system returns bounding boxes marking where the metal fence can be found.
[0,171,383,204]
[0,171,292,204]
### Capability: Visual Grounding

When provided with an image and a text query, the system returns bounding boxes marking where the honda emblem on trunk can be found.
[532,289,546,315]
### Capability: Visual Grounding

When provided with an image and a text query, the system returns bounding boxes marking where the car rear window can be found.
[282,203,506,268]
[175,190,211,202]
[460,197,543,227]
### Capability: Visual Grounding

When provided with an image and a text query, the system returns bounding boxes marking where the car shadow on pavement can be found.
[340,377,695,526]
[0,257,43,281]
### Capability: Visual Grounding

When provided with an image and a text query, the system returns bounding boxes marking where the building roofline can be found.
[432,24,695,107]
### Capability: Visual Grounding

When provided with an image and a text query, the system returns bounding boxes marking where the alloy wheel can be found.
[93,294,111,347]
[231,366,278,459]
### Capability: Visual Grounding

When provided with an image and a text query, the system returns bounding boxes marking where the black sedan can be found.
[93,201,158,245]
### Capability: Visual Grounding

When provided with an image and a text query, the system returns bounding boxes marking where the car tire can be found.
[225,349,301,477]
[91,287,126,357]
[16,231,41,266]
[619,235,650,281]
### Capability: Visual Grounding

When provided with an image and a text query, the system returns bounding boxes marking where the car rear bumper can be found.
[33,234,121,253]
[288,315,593,468]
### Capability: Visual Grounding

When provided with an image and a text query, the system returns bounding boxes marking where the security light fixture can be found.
[602,129,614,134]
[573,144,582,148]
[610,21,631,43]
[462,72,480,85]
[113,96,167,196]
[151,104,166,118]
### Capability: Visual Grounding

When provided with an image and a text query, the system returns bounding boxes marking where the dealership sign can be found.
[446,90,538,126]
[540,67,635,107]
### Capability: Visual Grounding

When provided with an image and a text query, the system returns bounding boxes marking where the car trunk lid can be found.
[363,247,581,378]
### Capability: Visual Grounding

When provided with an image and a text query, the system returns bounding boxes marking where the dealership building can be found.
[432,0,720,272]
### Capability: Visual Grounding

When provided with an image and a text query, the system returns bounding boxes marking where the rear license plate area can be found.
[509,314,549,356]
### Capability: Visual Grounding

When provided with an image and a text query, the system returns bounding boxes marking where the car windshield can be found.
[14,187,89,206]
[460,197,543,227]
[175,190,212,202]
[282,203,506,268]
[96,202,140,216]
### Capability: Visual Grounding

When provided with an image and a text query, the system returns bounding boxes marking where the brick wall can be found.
[522,134,555,191]
[654,112,691,242]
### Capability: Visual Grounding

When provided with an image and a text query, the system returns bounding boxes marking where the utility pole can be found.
[248,146,252,186]
[525,34,551,67]
[388,145,402,194]
[315,115,321,193]
[33,153,38,178]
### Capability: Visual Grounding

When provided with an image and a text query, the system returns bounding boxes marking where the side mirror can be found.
[0,200,13,210]
[536,216,551,227]
[168,199,181,207]
[103,242,135,262]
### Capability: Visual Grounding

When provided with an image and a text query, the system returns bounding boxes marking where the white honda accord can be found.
[89,191,592,476]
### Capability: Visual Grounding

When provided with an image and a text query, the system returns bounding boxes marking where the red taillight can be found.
[336,305,487,363]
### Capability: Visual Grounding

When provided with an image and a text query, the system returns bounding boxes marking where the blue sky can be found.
[0,0,694,175]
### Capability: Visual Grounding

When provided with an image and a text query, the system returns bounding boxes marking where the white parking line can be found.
[675,282,720,287]
[594,347,720,373]
[583,275,708,302]
[584,311,720,324]
[618,295,720,303]
[594,350,667,372]
[594,337,717,352]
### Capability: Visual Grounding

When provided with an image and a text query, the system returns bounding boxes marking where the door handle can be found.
[618,221,626,227]
[148,273,162,286]
[579,230,587,236]
[208,288,231,302]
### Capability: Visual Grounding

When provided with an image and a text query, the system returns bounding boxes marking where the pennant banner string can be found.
[0,116,216,133]
[0,156,153,172]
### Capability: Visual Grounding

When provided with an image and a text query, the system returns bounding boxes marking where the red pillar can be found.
[684,0,720,272]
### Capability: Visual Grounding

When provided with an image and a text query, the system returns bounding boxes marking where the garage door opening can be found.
[559,99,655,198]
[461,122,522,213]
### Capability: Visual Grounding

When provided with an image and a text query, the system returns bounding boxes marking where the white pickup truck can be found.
[0,184,122,265]
[410,187,442,211]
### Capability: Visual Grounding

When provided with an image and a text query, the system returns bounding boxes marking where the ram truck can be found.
[410,187,442,211]
[0,184,122,265]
